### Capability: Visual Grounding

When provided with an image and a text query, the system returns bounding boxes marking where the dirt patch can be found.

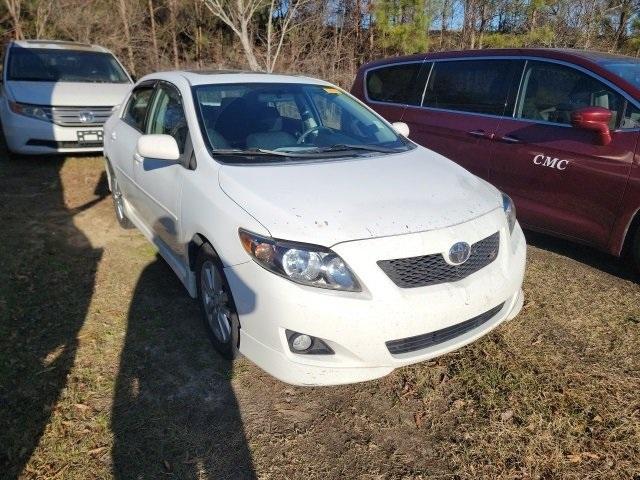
[0,155,639,479]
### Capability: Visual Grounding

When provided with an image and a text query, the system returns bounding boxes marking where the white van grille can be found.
[47,106,114,126]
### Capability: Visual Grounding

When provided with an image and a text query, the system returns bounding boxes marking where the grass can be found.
[0,154,638,479]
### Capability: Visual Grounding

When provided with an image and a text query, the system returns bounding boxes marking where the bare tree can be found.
[265,0,312,72]
[202,0,266,70]
[4,0,23,39]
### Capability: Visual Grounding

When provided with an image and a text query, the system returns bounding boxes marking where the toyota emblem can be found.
[448,242,471,265]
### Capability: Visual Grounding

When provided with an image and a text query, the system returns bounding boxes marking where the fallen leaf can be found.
[567,454,582,463]
[500,410,514,422]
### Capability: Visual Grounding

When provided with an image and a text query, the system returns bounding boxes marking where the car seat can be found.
[245,105,297,150]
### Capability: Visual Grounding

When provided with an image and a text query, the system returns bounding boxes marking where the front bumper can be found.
[1,107,104,154]
[225,208,527,386]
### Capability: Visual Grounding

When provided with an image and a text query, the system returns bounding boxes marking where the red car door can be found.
[401,59,523,179]
[490,60,638,250]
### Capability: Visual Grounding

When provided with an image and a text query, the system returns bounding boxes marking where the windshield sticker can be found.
[323,87,341,94]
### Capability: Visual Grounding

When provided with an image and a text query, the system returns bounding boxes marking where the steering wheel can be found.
[297,126,332,144]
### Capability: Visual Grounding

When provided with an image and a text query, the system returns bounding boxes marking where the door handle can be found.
[110,131,117,140]
[498,135,521,144]
[133,152,144,163]
[468,129,494,140]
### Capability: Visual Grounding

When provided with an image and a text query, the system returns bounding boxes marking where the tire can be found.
[196,243,240,360]
[106,161,133,229]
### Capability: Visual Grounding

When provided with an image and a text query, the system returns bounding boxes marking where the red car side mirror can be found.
[570,106,613,146]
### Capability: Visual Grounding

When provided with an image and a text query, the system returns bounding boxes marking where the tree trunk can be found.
[239,20,261,70]
[117,0,136,76]
[148,0,160,69]
[169,0,180,69]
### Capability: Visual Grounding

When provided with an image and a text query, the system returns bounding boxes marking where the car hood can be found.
[219,147,501,246]
[5,81,131,107]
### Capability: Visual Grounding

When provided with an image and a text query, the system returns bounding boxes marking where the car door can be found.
[361,61,430,124]
[107,81,156,205]
[401,58,524,180]
[489,59,638,249]
[133,81,190,255]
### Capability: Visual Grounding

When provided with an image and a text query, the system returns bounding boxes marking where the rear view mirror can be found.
[136,134,180,161]
[570,107,612,146]
[392,121,410,137]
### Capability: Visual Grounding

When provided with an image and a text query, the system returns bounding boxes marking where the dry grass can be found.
[0,154,639,479]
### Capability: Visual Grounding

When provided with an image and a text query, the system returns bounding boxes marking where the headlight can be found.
[9,101,51,122]
[502,193,516,234]
[239,229,361,292]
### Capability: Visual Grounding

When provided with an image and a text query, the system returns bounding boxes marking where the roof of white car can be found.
[10,40,110,53]
[143,70,333,87]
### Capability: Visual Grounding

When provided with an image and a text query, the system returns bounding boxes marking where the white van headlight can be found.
[9,101,51,122]
[502,193,516,234]
[239,229,361,291]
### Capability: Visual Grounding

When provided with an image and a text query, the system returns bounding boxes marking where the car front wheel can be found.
[106,162,133,229]
[196,243,240,360]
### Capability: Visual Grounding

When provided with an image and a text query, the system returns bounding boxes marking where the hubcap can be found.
[200,261,232,344]
[112,178,125,220]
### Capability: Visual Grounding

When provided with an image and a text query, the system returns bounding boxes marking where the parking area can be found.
[0,154,639,479]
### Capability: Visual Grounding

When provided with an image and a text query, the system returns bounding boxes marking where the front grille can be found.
[26,139,103,149]
[37,106,114,126]
[385,303,505,355]
[377,232,500,288]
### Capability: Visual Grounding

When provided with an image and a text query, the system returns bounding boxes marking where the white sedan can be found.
[103,71,526,386]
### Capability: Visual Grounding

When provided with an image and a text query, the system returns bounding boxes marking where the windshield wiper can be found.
[210,148,305,157]
[311,144,400,154]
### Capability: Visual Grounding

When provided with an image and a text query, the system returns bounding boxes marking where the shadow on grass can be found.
[524,229,638,282]
[111,255,256,479]
[0,154,105,478]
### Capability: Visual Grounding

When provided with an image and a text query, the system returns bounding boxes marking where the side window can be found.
[146,83,188,153]
[366,63,429,106]
[516,61,624,128]
[422,60,519,115]
[123,86,154,131]
[621,102,640,129]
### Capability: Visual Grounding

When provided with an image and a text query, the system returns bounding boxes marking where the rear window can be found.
[422,60,519,115]
[365,63,428,106]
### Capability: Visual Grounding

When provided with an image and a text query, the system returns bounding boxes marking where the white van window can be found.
[7,47,129,83]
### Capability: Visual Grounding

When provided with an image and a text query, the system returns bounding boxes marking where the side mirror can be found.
[136,134,180,161]
[570,106,612,146]
[392,121,410,137]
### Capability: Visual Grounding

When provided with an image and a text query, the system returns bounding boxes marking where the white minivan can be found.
[103,71,527,386]
[0,40,132,154]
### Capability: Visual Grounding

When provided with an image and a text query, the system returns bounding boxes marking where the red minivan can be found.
[352,49,640,272]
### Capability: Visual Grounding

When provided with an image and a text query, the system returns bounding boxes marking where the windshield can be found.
[600,58,640,90]
[193,82,412,163]
[7,47,130,83]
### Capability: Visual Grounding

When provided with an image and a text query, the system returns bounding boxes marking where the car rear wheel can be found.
[196,243,240,360]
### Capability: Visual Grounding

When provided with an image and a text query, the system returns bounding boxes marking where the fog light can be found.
[285,329,334,355]
[291,333,312,351]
